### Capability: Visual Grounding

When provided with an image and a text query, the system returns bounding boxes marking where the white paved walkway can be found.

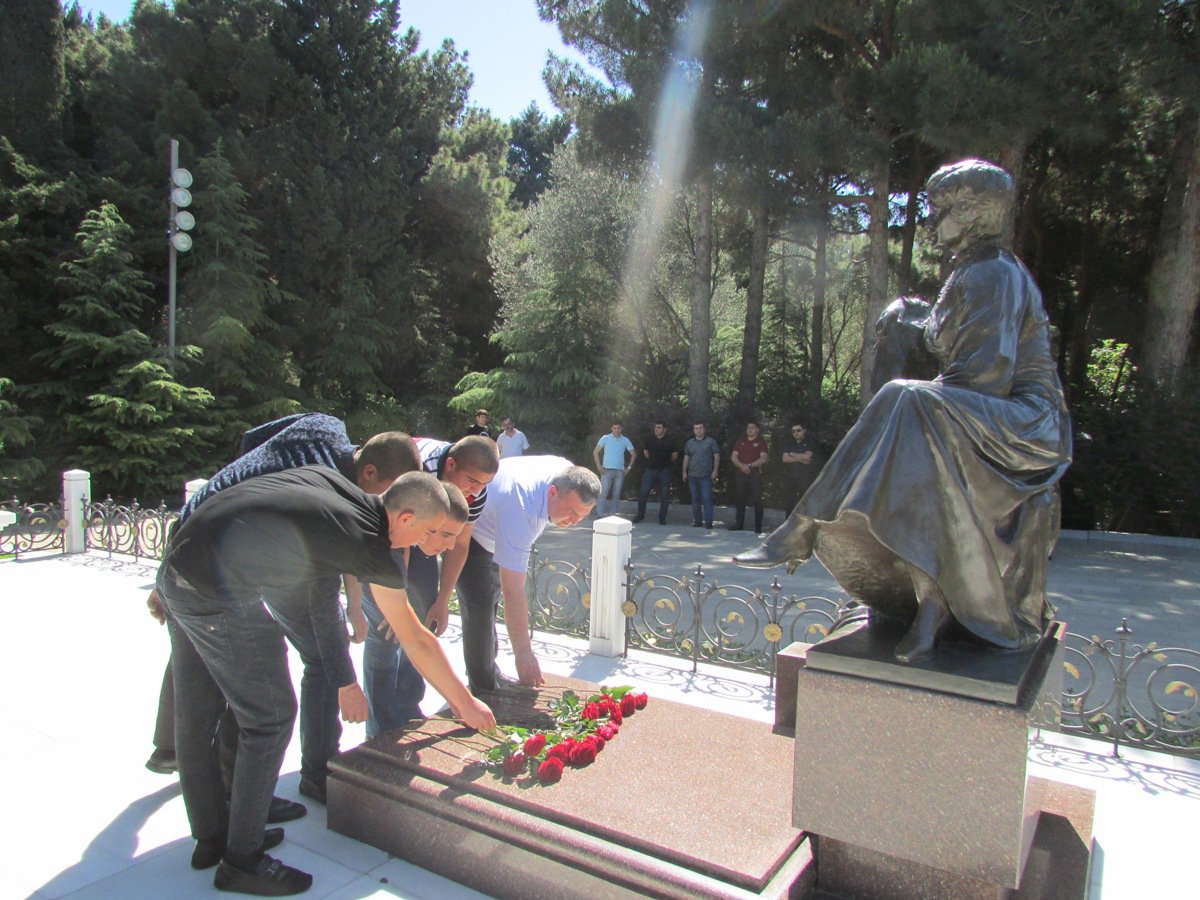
[5,549,1197,899]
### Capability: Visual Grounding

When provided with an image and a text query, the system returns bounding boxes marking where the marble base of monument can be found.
[790,621,1077,894]
[328,675,815,899]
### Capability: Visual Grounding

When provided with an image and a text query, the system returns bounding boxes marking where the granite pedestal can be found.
[328,674,816,899]
[788,621,1087,897]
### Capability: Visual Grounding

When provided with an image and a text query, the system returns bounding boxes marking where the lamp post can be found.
[166,138,195,366]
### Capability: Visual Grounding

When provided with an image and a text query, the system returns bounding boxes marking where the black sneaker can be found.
[214,854,312,895]
[193,828,284,870]
[632,515,644,523]
[145,748,177,774]
[692,522,704,528]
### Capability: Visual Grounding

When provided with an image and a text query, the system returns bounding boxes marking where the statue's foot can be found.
[894,567,952,664]
[733,515,815,574]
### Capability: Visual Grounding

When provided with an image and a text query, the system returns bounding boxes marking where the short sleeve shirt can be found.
[470,455,572,572]
[733,436,769,468]
[496,429,530,459]
[596,433,635,469]
[683,436,721,478]
[165,466,407,602]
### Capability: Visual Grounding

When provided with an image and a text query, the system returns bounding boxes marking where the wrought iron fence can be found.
[624,564,845,686]
[84,496,177,561]
[0,496,65,558]
[1059,619,1200,758]
[522,550,1200,759]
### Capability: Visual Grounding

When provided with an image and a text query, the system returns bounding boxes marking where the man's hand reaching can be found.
[338,683,369,723]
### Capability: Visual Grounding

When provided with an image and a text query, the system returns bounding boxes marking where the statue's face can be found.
[931,198,967,252]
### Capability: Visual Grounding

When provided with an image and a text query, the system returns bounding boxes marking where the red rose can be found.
[502,751,526,776]
[590,734,606,753]
[598,724,616,741]
[635,692,649,709]
[523,734,547,757]
[581,702,601,720]
[609,706,623,725]
[537,758,565,784]
[620,695,637,717]
[547,743,572,763]
[569,743,597,767]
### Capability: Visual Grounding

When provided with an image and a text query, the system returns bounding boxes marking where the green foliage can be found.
[27,201,215,500]
[0,378,44,492]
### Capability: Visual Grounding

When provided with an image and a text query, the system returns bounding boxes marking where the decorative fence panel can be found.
[83,497,178,562]
[0,497,65,558]
[522,549,1200,759]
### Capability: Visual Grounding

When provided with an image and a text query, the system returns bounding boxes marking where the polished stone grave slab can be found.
[328,674,815,899]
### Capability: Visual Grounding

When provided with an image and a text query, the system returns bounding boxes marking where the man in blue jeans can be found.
[633,421,678,525]
[593,420,635,517]
[682,421,721,529]
[361,435,499,736]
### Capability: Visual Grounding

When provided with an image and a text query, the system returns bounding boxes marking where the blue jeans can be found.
[688,475,714,526]
[637,467,671,522]
[599,468,625,516]
[159,566,296,857]
[361,549,438,738]
[263,576,343,784]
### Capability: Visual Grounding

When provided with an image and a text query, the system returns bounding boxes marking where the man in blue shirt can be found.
[455,456,600,691]
[682,421,722,529]
[592,420,635,517]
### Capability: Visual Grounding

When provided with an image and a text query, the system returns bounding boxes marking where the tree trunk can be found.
[859,153,891,406]
[689,167,714,421]
[735,186,768,422]
[898,181,920,295]
[811,207,827,406]
[1143,107,1200,395]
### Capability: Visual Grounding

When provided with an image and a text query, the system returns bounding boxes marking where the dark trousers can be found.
[362,549,438,737]
[455,537,504,692]
[154,659,238,789]
[734,470,764,532]
[264,575,343,785]
[160,567,296,857]
[637,467,671,523]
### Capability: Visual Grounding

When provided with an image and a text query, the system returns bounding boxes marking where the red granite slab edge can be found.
[346,674,804,891]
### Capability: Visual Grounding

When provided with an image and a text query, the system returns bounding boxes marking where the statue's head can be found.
[925,159,1014,254]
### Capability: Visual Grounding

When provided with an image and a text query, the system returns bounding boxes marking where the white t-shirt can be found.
[496,428,529,459]
[471,455,571,572]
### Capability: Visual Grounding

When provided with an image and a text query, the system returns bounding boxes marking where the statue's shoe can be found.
[733,515,815,573]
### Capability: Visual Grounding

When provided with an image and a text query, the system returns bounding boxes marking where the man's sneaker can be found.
[144,748,177,774]
[214,854,312,895]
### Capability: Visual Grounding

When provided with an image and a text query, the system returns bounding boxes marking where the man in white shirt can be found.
[495,416,530,459]
[455,456,600,691]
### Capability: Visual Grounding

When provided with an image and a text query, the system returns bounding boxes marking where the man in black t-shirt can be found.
[157,468,495,896]
[633,421,678,525]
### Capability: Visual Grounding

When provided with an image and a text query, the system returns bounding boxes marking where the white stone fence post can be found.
[588,515,632,657]
[62,469,91,554]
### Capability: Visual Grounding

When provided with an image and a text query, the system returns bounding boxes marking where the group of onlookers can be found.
[591,418,823,534]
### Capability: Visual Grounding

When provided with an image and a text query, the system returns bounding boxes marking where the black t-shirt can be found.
[643,433,676,469]
[164,466,407,602]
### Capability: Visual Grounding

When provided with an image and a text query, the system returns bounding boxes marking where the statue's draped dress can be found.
[796,244,1071,648]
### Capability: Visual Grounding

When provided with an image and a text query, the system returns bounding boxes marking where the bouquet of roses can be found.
[482,684,649,785]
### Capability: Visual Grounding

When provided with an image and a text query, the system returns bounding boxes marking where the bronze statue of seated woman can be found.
[736,159,1071,664]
